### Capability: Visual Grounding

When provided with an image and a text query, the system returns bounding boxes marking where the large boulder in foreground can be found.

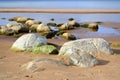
[11,33,47,51]
[59,38,113,67]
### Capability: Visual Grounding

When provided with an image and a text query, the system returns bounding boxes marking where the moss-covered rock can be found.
[13,33,23,38]
[80,24,89,28]
[32,45,58,54]
[4,29,14,36]
[1,17,6,20]
[59,23,74,30]
[68,18,74,21]
[37,24,51,33]
[16,17,28,23]
[50,18,54,21]
[68,20,80,27]
[62,33,76,40]
[88,23,98,29]
[57,23,63,27]
[47,22,57,27]
[41,31,57,39]
[56,30,65,36]
[8,18,15,21]
[29,24,39,32]
[25,20,41,27]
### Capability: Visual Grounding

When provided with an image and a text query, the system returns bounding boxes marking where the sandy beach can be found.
[0,8,120,14]
[0,20,120,80]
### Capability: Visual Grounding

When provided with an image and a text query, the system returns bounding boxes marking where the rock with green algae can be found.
[88,23,98,29]
[62,33,76,40]
[37,23,51,33]
[32,45,58,54]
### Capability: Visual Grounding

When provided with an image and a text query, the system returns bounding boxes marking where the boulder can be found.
[7,22,29,33]
[68,20,80,27]
[11,16,22,21]
[59,38,113,55]
[11,33,47,51]
[60,50,98,67]
[16,17,28,23]
[25,20,41,27]
[37,23,51,33]
[59,23,69,30]
[47,22,57,27]
[22,58,67,72]
[29,24,39,32]
[32,45,58,54]
[0,26,8,34]
[62,33,76,40]
[88,23,98,29]
[59,38,113,67]
[40,31,57,39]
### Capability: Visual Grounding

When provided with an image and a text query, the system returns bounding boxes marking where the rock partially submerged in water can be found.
[29,24,39,32]
[59,38,113,67]
[59,23,70,30]
[68,20,80,27]
[11,33,47,51]
[37,23,51,33]
[62,33,76,40]
[16,17,28,23]
[88,23,98,29]
[25,20,41,27]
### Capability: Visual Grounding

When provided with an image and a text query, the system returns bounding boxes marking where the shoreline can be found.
[0,8,120,14]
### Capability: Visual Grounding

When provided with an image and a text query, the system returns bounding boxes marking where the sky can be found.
[0,0,119,1]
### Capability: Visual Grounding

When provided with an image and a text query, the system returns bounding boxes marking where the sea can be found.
[0,0,120,25]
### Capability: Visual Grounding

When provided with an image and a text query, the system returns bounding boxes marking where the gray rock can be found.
[59,38,113,55]
[69,50,98,67]
[11,33,47,51]
[7,22,29,33]
[59,38,113,67]
[22,58,67,72]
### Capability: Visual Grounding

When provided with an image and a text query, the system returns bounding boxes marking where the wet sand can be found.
[0,17,120,80]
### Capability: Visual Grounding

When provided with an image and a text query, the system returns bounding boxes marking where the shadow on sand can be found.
[97,60,109,66]
[113,48,120,54]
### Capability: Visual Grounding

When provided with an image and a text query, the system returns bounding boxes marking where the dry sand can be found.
[0,20,120,80]
[0,8,120,14]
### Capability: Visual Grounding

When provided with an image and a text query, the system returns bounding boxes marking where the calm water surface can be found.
[0,13,120,26]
